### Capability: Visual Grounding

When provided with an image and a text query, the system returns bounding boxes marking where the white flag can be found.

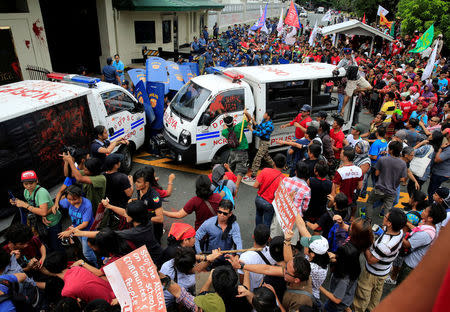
[286,27,297,46]
[332,33,336,46]
[277,8,284,35]
[422,47,437,81]
[322,10,332,22]
[377,5,389,16]
[308,21,318,47]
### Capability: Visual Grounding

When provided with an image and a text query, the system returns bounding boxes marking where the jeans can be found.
[255,195,274,228]
[337,93,345,113]
[81,236,98,267]
[46,223,63,252]
[393,185,401,207]
[427,174,449,201]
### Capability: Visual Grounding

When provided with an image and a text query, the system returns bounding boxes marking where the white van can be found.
[0,75,146,222]
[163,63,355,165]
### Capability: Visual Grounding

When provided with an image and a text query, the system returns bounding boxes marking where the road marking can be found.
[358,187,409,208]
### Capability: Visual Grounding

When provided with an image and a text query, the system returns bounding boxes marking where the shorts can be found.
[345,76,371,97]
[228,149,248,176]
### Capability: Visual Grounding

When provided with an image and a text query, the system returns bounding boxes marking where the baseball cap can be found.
[21,170,38,182]
[352,124,365,133]
[300,235,329,255]
[104,153,124,171]
[194,293,226,312]
[300,104,312,112]
[394,129,407,140]
[168,223,196,240]
[223,115,234,127]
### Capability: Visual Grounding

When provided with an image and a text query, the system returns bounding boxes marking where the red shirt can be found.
[183,193,222,230]
[62,266,115,303]
[330,128,345,159]
[289,114,312,139]
[154,187,168,198]
[3,236,42,261]
[208,172,238,183]
[332,165,363,204]
[400,101,414,121]
[257,168,285,203]
[331,56,340,65]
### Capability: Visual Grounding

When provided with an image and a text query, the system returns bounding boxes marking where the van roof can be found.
[0,80,91,123]
[225,63,343,83]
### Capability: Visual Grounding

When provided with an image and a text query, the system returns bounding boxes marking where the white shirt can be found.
[346,134,361,148]
[237,246,276,291]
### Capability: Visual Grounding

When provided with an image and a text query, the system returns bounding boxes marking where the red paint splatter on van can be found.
[32,20,45,42]
[25,40,30,49]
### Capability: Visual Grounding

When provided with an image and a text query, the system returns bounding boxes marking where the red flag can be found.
[284,0,300,29]
[362,13,366,24]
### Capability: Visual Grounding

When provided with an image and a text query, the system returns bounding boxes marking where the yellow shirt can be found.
[380,100,396,123]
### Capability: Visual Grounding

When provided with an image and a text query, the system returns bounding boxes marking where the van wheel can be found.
[119,146,133,174]
[212,148,230,165]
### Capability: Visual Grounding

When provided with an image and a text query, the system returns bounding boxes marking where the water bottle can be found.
[372,224,384,237]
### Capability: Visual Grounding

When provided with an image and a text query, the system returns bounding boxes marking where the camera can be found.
[62,145,77,156]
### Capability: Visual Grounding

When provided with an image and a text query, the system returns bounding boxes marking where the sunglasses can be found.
[217,210,230,215]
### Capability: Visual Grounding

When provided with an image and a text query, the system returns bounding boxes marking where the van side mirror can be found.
[133,101,144,113]
[200,112,212,127]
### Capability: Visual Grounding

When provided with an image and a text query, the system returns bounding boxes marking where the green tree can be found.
[397,0,450,50]
[351,0,399,22]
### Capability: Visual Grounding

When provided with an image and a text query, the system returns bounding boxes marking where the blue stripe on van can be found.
[131,120,145,130]
[197,131,220,138]
[197,134,220,141]
[131,118,144,127]
[109,129,125,140]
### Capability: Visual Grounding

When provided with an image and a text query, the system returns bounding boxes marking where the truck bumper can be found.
[163,129,197,163]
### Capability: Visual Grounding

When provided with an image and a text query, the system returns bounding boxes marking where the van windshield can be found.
[170,81,211,121]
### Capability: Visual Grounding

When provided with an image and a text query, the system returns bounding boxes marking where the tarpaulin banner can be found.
[135,80,155,124]
[146,57,168,83]
[166,61,185,91]
[272,182,297,233]
[147,81,165,130]
[179,64,194,83]
[104,246,166,312]
[127,69,146,88]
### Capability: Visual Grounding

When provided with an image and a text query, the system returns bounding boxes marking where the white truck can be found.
[0,74,146,235]
[163,63,355,165]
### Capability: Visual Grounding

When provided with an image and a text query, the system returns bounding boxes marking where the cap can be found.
[300,104,312,112]
[168,223,196,240]
[343,48,352,55]
[394,129,407,140]
[194,293,225,312]
[300,235,329,255]
[306,120,320,129]
[104,153,124,171]
[21,170,37,182]
[212,165,226,185]
[352,124,365,133]
[223,115,234,127]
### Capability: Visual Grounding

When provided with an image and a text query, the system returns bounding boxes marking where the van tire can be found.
[119,146,133,174]
[212,148,230,165]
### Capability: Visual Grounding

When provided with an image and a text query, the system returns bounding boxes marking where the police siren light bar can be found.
[209,67,244,83]
[47,73,101,88]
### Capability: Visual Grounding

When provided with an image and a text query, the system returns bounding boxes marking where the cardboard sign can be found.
[104,246,166,312]
[272,182,297,233]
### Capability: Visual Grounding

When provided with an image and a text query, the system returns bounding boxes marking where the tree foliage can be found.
[397,0,450,50]
[350,0,399,22]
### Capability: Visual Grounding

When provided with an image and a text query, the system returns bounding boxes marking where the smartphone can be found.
[8,190,16,201]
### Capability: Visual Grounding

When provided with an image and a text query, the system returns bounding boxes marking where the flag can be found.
[377,5,389,16]
[379,13,392,28]
[422,47,437,81]
[362,13,366,24]
[146,57,167,83]
[332,33,336,46]
[322,10,332,22]
[285,27,297,46]
[127,69,146,87]
[276,8,284,35]
[285,0,300,29]
[134,80,155,124]
[308,21,318,47]
[251,4,268,32]
[409,24,434,53]
[390,21,396,37]
[146,82,165,130]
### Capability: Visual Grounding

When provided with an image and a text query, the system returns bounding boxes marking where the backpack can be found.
[328,223,349,253]
[0,277,29,311]
[226,126,240,148]
[214,181,235,206]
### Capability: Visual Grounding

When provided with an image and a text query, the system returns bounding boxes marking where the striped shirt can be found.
[365,230,404,276]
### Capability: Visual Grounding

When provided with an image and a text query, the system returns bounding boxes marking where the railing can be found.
[26,65,50,80]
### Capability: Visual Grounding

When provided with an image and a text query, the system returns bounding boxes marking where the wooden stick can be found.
[201,247,263,255]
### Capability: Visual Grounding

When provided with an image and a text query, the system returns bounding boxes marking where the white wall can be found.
[0,0,52,79]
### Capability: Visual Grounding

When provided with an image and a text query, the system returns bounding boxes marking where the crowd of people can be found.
[1,13,450,312]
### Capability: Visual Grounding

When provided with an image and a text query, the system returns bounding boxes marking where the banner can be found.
[422,47,437,81]
[147,82,165,130]
[179,64,194,83]
[362,13,366,24]
[104,246,166,312]
[308,21,318,47]
[284,0,300,29]
[409,24,434,53]
[379,13,392,28]
[272,183,297,233]
[135,80,155,124]
[127,69,146,88]
[322,10,332,22]
[377,5,389,16]
[251,4,268,32]
[276,8,284,35]
[390,21,396,37]
[146,57,168,83]
[166,61,185,91]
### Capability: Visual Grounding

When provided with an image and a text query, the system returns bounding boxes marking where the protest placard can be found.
[104,245,166,312]
[272,182,297,233]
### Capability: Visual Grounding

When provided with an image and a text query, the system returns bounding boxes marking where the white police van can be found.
[0,74,146,231]
[163,63,355,164]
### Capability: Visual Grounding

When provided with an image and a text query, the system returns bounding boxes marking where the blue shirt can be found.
[438,78,448,92]
[0,275,18,312]
[253,120,274,141]
[59,197,94,229]
[191,41,200,52]
[102,65,118,84]
[409,111,428,131]
[369,139,388,165]
[195,216,242,253]
[113,60,125,80]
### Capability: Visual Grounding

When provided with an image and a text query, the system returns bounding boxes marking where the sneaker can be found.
[384,276,397,285]
[359,207,366,219]
[242,176,256,185]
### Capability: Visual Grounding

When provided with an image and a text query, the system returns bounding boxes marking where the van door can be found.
[100,89,146,149]
[196,88,246,163]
